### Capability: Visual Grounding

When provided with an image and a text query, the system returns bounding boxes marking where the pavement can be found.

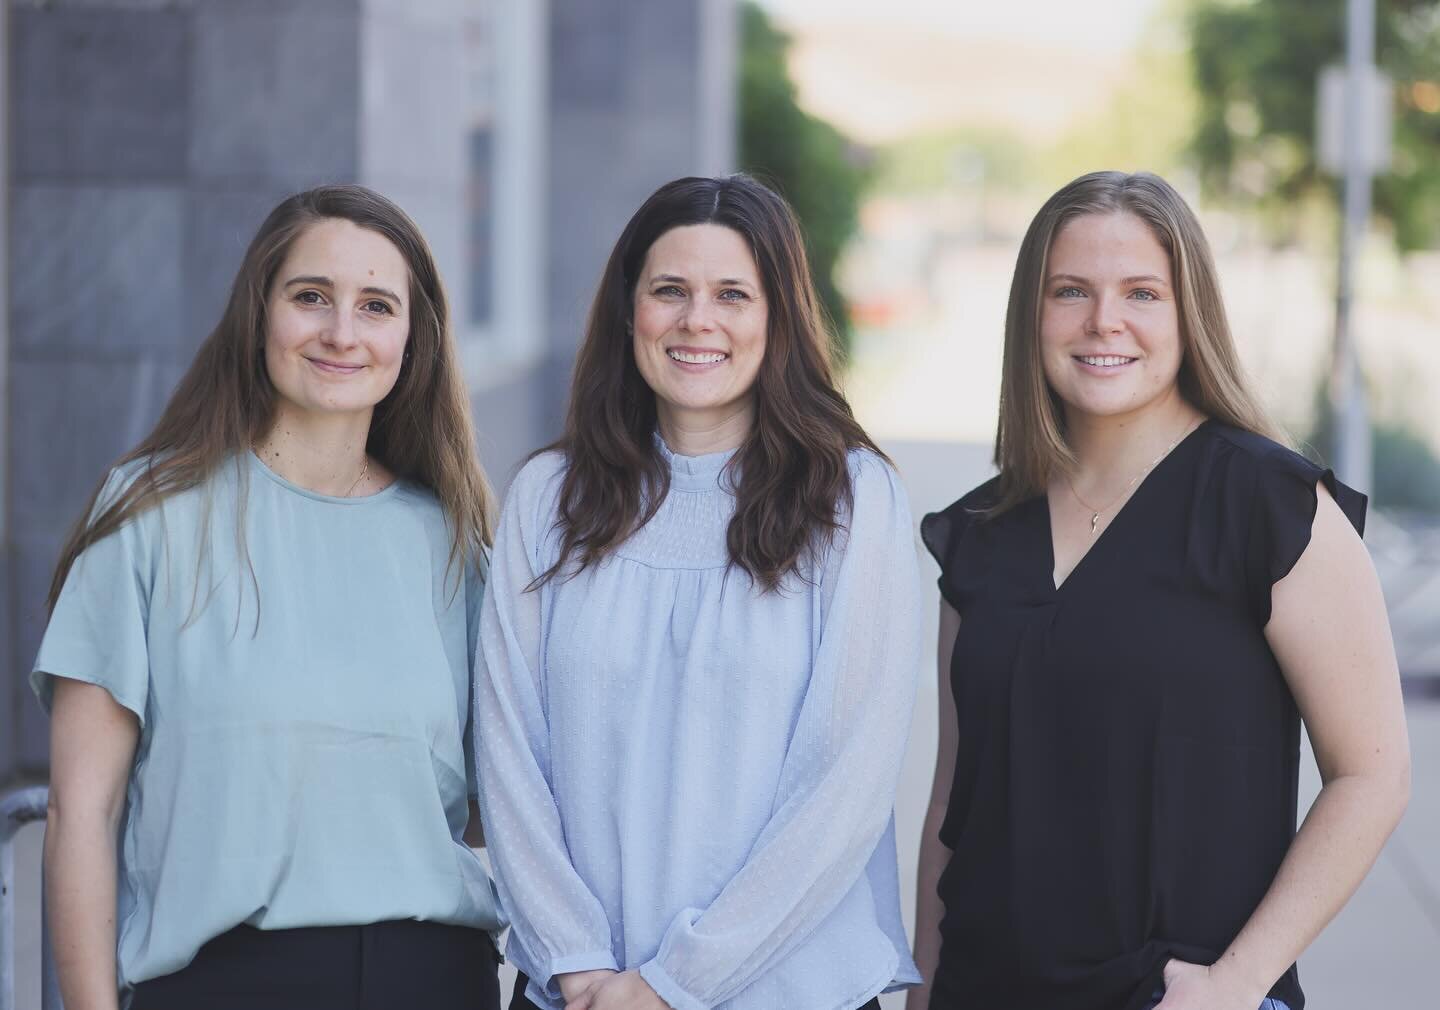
[7,438,1434,1009]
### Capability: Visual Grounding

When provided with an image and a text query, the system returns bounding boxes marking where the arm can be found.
[45,679,140,1010]
[1157,487,1411,1009]
[906,602,961,1010]
[630,459,923,1010]
[472,472,618,1001]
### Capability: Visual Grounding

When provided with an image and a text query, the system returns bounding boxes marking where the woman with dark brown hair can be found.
[35,185,504,1010]
[475,174,923,1010]
[910,171,1409,1010]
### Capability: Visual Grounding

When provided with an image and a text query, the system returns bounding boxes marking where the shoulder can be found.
[509,450,569,504]
[1197,422,1366,534]
[921,474,1001,553]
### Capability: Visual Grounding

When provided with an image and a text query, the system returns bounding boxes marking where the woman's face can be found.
[631,223,768,436]
[264,218,411,423]
[1039,212,1185,423]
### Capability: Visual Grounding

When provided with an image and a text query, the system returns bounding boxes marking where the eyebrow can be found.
[1046,272,1169,286]
[284,275,404,304]
[650,273,756,287]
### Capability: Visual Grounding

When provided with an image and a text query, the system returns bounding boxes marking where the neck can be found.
[1063,390,1204,480]
[255,404,374,496]
[656,402,754,457]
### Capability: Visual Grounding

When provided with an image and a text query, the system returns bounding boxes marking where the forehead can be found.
[640,223,758,278]
[1048,212,1170,275]
[280,218,408,284]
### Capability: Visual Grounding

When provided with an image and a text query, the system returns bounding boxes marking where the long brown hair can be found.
[992,170,1280,514]
[48,185,495,613]
[538,174,883,593]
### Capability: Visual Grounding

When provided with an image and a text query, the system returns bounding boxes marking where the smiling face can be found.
[1039,211,1186,424]
[631,223,768,441]
[264,217,411,425]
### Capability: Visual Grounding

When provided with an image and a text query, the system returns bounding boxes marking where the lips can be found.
[1074,354,1137,370]
[305,357,366,375]
[666,347,728,366]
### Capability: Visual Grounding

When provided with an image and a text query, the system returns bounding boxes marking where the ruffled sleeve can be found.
[920,478,996,613]
[30,464,154,725]
[1245,445,1366,625]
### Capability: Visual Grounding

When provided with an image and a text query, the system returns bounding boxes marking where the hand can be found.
[556,969,617,1007]
[1153,958,1268,1010]
[566,969,670,1010]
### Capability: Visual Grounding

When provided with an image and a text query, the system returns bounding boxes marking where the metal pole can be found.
[1,787,50,1010]
[1332,0,1375,494]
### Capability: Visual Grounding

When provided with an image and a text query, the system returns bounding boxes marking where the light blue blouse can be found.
[32,453,505,991]
[475,441,923,1010]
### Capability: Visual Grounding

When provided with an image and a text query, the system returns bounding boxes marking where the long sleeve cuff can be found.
[535,951,622,1003]
[639,957,709,1010]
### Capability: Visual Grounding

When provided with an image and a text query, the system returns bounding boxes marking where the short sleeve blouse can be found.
[919,421,1364,1010]
[32,454,505,991]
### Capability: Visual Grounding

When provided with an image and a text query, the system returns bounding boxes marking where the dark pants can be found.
[509,970,882,1010]
[132,920,500,1010]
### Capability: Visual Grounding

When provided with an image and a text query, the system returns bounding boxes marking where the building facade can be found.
[0,0,737,786]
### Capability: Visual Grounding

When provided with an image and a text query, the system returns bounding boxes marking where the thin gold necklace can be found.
[344,457,371,497]
[1065,420,1200,536]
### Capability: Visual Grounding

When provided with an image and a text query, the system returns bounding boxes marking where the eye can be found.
[363,299,394,315]
[1130,289,1159,302]
[1053,286,1085,299]
[654,285,685,298]
[718,288,750,302]
[295,289,326,305]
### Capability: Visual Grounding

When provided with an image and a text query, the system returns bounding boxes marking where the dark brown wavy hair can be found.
[537,174,884,593]
[48,184,495,614]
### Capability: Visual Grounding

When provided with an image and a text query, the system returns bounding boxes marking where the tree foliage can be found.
[1187,0,1440,250]
[738,2,867,355]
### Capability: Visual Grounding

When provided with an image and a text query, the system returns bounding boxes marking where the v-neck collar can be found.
[1044,418,1212,593]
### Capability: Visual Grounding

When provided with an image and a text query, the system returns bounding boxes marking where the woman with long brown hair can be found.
[35,185,504,1010]
[909,171,1409,1010]
[475,174,923,1010]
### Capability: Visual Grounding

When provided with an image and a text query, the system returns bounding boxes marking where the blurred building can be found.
[0,0,737,785]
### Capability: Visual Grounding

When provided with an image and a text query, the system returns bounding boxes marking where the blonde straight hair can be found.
[991,170,1281,515]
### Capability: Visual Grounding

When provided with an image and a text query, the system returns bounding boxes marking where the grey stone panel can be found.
[358,10,467,191]
[11,7,189,183]
[182,184,297,354]
[12,532,61,773]
[189,4,361,185]
[365,177,470,332]
[0,551,13,783]
[550,0,627,108]
[8,357,185,539]
[11,184,185,354]
[469,365,556,495]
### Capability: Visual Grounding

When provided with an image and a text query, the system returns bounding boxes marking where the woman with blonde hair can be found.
[910,171,1408,1010]
[36,185,504,1009]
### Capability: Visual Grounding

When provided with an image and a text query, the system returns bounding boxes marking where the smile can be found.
[1075,355,1136,368]
[667,349,728,365]
[306,357,366,375]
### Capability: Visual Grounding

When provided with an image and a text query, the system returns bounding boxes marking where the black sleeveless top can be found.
[919,422,1365,1010]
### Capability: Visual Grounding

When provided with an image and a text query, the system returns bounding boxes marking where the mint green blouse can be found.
[32,453,505,991]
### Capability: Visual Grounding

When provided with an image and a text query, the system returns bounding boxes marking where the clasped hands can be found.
[558,968,670,1010]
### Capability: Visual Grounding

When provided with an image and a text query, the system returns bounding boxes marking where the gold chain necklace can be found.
[343,457,371,497]
[1065,420,1200,536]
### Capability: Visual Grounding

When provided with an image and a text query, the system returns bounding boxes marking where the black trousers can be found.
[509,970,882,1010]
[131,920,500,1010]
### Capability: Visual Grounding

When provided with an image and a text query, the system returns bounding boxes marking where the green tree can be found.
[738,2,867,356]
[1187,0,1440,250]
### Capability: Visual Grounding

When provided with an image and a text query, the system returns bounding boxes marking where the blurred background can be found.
[0,0,1434,1006]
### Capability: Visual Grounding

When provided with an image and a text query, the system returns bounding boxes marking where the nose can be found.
[679,296,717,335]
[320,309,360,350]
[1086,291,1125,337]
